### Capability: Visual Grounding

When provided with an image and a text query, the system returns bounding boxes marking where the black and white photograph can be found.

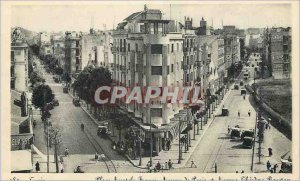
[3,1,298,178]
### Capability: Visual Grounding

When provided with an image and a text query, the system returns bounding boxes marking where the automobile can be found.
[222,108,229,116]
[63,87,69,93]
[234,84,239,90]
[239,81,244,86]
[230,127,241,138]
[73,98,80,107]
[241,129,254,140]
[243,72,250,80]
[242,137,254,148]
[241,89,247,95]
[280,159,292,173]
[97,126,111,138]
[52,99,59,106]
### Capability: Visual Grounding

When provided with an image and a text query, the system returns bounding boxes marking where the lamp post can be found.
[150,117,153,166]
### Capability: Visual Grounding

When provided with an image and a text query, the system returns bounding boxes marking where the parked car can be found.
[97,126,111,138]
[222,108,229,116]
[241,129,254,140]
[234,84,239,90]
[230,127,241,138]
[63,87,69,93]
[242,137,254,148]
[241,89,247,95]
[73,98,80,107]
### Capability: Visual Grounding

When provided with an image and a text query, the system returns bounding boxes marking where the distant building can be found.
[269,27,291,79]
[195,35,225,94]
[51,34,65,68]
[197,17,213,35]
[64,30,113,76]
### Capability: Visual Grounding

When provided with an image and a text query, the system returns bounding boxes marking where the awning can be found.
[11,150,33,172]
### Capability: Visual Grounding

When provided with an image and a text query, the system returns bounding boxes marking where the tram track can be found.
[72,119,117,173]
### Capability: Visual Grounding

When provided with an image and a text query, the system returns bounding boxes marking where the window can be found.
[167,66,170,74]
[151,66,162,75]
[151,108,162,117]
[135,44,138,52]
[171,44,174,53]
[171,64,174,72]
[151,44,163,54]
[186,74,189,83]
[11,51,14,61]
[177,43,179,52]
[76,58,80,64]
[128,43,131,52]
[140,24,145,33]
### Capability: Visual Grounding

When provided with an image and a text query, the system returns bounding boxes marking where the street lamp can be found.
[178,116,182,164]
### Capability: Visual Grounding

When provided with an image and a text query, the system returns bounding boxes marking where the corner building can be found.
[112,6,186,154]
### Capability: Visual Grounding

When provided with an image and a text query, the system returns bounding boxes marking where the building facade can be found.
[11,28,29,92]
[269,27,291,79]
[112,6,189,154]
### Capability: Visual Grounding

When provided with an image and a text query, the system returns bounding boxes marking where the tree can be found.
[87,67,113,105]
[73,66,94,101]
[30,71,45,87]
[32,84,55,110]
[54,67,64,75]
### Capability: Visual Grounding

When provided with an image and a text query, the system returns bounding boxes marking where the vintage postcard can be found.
[1,0,299,180]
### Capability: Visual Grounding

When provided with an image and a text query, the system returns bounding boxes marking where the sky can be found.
[11,3,292,33]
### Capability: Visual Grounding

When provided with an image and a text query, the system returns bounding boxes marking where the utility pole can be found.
[150,117,153,166]
[43,90,50,173]
[178,117,182,164]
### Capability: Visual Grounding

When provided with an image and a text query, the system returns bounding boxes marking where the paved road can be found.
[32,57,140,173]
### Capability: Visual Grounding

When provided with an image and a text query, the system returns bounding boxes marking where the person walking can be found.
[155,161,161,171]
[273,164,278,173]
[268,147,273,157]
[65,148,69,157]
[168,159,173,169]
[243,95,246,100]
[35,161,40,172]
[164,162,168,170]
[190,160,197,168]
[248,110,251,117]
[238,111,240,118]
[33,120,37,128]
[267,160,271,170]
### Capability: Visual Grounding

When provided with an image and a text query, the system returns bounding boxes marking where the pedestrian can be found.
[248,110,251,117]
[228,125,231,134]
[146,161,151,172]
[268,147,273,157]
[273,164,278,173]
[190,160,197,168]
[65,148,69,157]
[167,140,171,151]
[236,171,239,173]
[238,111,240,118]
[168,159,173,169]
[241,170,244,173]
[243,95,246,100]
[164,162,168,170]
[35,161,40,172]
[95,152,99,161]
[267,160,271,170]
[33,120,37,128]
[155,161,161,171]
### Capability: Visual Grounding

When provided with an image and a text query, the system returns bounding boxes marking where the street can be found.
[32,57,140,173]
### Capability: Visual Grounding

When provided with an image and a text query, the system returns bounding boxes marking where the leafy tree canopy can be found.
[32,84,54,109]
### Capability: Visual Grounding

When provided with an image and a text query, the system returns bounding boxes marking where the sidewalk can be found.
[75,85,235,170]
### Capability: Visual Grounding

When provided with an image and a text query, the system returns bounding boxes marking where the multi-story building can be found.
[64,31,81,75]
[197,17,213,36]
[39,32,52,59]
[51,34,65,68]
[222,26,241,74]
[11,28,34,173]
[64,30,113,76]
[195,35,225,95]
[268,27,291,79]
[11,28,29,92]
[112,6,188,154]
